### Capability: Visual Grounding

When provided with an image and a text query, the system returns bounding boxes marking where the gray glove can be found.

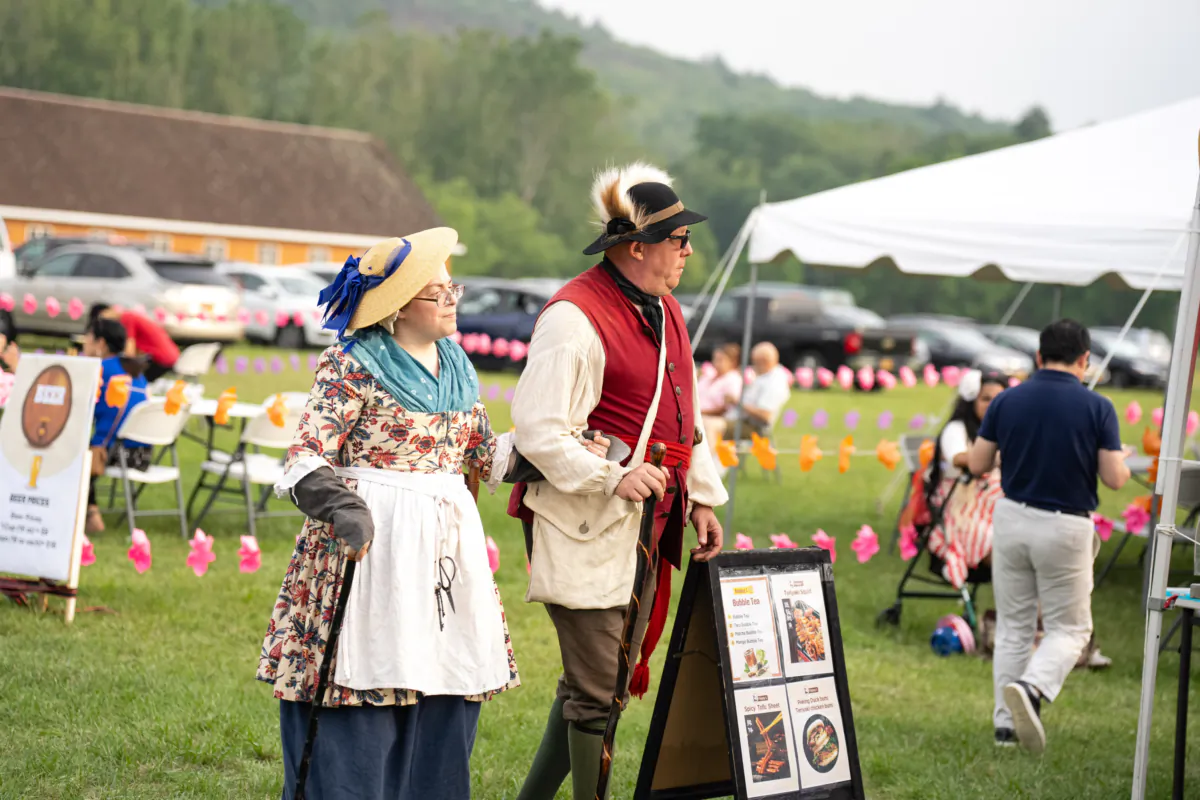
[290,468,374,551]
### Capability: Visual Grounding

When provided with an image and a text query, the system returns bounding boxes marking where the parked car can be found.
[687,285,924,380]
[296,261,345,288]
[889,315,1033,377]
[456,277,557,370]
[216,263,333,349]
[981,324,1109,384]
[1092,326,1172,370]
[14,234,143,273]
[1089,329,1168,388]
[0,216,13,280]
[3,244,244,342]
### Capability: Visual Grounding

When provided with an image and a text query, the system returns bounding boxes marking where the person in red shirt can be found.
[91,305,180,381]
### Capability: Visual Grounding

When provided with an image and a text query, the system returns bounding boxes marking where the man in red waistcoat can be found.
[510,163,728,800]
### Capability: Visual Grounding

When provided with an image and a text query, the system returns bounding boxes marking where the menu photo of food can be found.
[733,686,800,797]
[770,571,833,679]
[786,677,853,788]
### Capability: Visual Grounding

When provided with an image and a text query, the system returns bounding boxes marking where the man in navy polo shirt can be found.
[969,319,1132,754]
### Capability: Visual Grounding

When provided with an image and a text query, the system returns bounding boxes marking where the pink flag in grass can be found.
[795,367,814,389]
[0,293,13,312]
[275,311,290,328]
[293,311,306,327]
[290,354,301,372]
[492,338,511,359]
[486,536,500,574]
[509,341,529,361]
[816,367,834,388]
[877,411,893,430]
[898,365,917,388]
[153,307,169,323]
[856,366,875,391]
[128,529,152,573]
[308,354,319,371]
[238,535,261,573]
[769,533,798,549]
[67,297,85,321]
[476,334,493,356]
[836,365,854,390]
[450,330,463,345]
[1152,407,1164,428]
[812,530,836,563]
[186,529,216,576]
[1125,401,1142,425]
[504,388,515,403]
[1189,411,1200,437]
[734,533,755,550]
[80,534,96,566]
[876,370,896,390]
[923,363,940,388]
[942,366,962,387]
[898,524,919,561]
[462,333,479,354]
[851,525,879,563]
[22,294,37,315]
[1093,514,1114,542]
[1122,503,1151,536]
[486,384,500,400]
[256,310,270,326]
[270,356,283,374]
[237,308,251,324]
[781,409,798,428]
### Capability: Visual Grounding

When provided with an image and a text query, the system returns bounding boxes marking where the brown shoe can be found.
[85,505,105,534]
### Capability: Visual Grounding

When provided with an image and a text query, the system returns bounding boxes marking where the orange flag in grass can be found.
[1142,426,1161,457]
[838,436,855,473]
[799,435,822,472]
[876,439,901,471]
[164,380,187,415]
[267,394,288,428]
[105,374,131,408]
[716,437,739,468]
[918,438,936,471]
[214,388,237,426]
[750,432,777,471]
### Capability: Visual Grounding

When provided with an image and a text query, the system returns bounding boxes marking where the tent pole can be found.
[995,282,1034,329]
[1051,284,1063,320]
[687,214,752,318]
[1087,234,1186,391]
[692,210,756,350]
[1130,178,1200,800]
[722,192,766,537]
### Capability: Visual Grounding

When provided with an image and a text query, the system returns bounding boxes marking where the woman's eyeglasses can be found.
[411,283,465,308]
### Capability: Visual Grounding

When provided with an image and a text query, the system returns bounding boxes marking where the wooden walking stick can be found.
[294,556,357,800]
[595,442,667,800]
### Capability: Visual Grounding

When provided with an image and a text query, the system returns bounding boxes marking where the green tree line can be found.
[0,0,1174,329]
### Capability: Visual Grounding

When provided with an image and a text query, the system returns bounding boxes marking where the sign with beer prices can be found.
[0,355,102,591]
[635,549,863,800]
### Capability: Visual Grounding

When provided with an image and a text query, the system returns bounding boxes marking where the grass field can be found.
[1,345,1197,799]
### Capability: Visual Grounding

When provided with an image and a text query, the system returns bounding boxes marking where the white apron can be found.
[332,467,511,696]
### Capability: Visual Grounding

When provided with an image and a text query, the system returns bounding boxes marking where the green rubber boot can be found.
[515,697,571,800]
[568,721,611,800]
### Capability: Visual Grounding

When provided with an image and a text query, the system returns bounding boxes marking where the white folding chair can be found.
[100,398,193,539]
[187,398,304,537]
[173,342,222,380]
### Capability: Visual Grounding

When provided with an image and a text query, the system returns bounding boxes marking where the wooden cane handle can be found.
[466,460,481,504]
[649,441,667,468]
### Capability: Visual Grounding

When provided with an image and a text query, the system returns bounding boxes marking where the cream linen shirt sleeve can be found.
[511,301,631,496]
[688,366,729,511]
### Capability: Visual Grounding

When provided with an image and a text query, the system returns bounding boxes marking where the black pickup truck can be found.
[680,284,924,379]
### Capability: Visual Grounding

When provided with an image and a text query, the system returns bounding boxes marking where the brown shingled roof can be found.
[0,87,441,235]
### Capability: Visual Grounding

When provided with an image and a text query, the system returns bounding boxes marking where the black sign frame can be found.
[635,548,865,800]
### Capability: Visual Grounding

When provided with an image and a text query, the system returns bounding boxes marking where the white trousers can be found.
[991,498,1099,728]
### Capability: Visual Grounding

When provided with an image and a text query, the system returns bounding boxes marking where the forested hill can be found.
[230,0,1010,159]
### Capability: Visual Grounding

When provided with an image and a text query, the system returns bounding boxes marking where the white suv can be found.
[216,263,333,349]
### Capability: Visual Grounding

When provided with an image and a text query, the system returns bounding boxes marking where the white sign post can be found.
[0,355,102,624]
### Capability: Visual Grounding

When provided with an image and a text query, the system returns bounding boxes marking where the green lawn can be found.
[1,346,1196,799]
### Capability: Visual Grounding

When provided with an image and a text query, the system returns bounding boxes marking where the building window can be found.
[257,242,280,265]
[308,245,331,263]
[25,223,54,240]
[202,238,228,261]
[147,233,172,253]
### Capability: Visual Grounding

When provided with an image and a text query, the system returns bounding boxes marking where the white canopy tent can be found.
[700,97,1200,799]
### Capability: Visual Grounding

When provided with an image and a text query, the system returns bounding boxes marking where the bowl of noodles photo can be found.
[802,714,839,773]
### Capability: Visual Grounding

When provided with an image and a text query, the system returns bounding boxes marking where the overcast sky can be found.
[537,0,1200,131]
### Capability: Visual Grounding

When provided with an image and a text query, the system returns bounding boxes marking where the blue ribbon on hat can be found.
[318,239,412,341]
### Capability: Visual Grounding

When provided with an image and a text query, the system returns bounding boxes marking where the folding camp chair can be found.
[173,342,222,380]
[186,396,304,537]
[100,398,193,539]
[877,473,990,632]
[888,434,930,554]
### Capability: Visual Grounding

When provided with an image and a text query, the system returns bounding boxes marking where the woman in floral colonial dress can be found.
[258,229,547,799]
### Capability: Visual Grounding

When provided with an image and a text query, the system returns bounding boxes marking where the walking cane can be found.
[293,555,357,800]
[595,443,667,800]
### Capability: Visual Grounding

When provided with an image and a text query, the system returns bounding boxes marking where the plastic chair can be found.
[173,343,222,380]
[186,398,304,537]
[100,398,192,539]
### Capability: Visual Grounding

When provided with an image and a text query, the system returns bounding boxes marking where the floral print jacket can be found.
[256,344,519,707]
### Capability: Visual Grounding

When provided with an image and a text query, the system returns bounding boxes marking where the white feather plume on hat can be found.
[590,162,674,231]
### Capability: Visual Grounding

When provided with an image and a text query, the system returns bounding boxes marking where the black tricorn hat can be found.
[583,162,708,256]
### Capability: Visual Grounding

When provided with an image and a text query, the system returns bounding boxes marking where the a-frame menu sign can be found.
[635,548,865,800]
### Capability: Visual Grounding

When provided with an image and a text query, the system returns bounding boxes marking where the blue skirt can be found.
[280,697,482,800]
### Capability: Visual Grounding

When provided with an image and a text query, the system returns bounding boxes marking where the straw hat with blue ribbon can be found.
[318,227,459,340]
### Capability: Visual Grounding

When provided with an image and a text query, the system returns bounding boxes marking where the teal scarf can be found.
[348,328,479,414]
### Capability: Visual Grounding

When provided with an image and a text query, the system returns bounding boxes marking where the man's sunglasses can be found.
[665,232,690,250]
